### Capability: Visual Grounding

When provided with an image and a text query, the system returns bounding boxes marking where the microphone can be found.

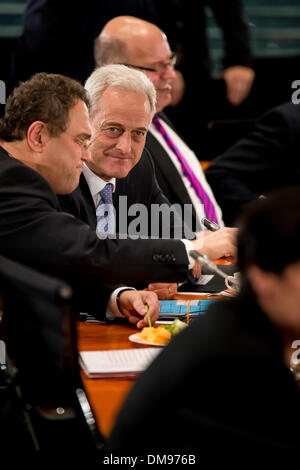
[201,217,220,232]
[189,250,240,290]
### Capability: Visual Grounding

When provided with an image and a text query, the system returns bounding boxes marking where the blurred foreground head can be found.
[238,186,300,336]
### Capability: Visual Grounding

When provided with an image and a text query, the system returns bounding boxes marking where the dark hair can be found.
[0,72,90,141]
[238,186,300,274]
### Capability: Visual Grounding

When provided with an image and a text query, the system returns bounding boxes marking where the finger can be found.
[150,288,168,298]
[147,283,165,290]
[192,262,202,279]
[151,288,174,300]
[131,294,159,320]
[137,317,148,329]
[145,297,160,320]
[128,315,140,325]
[132,298,150,316]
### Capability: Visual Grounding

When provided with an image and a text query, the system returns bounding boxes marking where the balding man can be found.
[94,16,223,231]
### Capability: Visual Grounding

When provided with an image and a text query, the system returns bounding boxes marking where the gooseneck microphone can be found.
[189,250,240,290]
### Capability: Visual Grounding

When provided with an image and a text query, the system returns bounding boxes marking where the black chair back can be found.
[0,254,104,456]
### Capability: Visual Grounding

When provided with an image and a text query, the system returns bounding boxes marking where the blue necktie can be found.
[96,183,115,237]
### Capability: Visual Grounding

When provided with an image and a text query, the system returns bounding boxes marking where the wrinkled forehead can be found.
[92,86,152,127]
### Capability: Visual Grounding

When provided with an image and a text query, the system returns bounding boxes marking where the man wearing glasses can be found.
[95,16,223,232]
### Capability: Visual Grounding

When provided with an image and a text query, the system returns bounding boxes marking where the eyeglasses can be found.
[121,52,177,73]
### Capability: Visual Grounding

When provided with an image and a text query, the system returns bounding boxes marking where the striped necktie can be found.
[152,114,218,224]
[96,183,115,236]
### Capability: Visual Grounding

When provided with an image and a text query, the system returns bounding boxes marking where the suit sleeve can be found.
[0,163,189,313]
[205,103,299,225]
[208,0,252,69]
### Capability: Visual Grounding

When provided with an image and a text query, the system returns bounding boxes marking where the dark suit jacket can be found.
[11,0,157,86]
[155,0,252,156]
[156,0,252,80]
[108,289,300,461]
[58,149,189,238]
[0,146,190,317]
[206,102,300,226]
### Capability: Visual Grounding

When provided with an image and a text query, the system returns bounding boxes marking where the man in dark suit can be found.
[154,0,255,156]
[60,147,170,233]
[108,187,300,461]
[10,0,157,87]
[94,16,224,231]
[59,136,185,300]
[206,102,300,226]
[0,71,236,324]
[59,64,238,297]
[0,71,164,326]
[10,1,254,159]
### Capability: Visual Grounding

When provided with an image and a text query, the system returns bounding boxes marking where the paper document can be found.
[79,348,162,378]
[196,275,214,285]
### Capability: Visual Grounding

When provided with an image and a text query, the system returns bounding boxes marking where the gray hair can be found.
[85,64,156,118]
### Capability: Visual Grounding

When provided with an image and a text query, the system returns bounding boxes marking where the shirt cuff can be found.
[106,286,136,320]
[181,239,196,270]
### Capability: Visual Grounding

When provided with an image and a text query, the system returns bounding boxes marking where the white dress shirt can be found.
[81,164,196,320]
[149,119,224,227]
[83,164,116,208]
[82,165,132,320]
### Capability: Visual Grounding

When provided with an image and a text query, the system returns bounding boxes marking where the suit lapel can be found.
[79,174,97,229]
[146,130,196,211]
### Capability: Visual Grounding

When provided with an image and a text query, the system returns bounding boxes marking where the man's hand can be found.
[118,290,160,328]
[145,282,178,300]
[191,261,202,279]
[192,227,238,263]
[223,66,255,106]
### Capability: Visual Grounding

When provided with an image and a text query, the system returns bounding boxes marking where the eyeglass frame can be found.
[120,52,177,73]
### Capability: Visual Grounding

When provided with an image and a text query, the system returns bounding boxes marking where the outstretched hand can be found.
[145,282,178,300]
[193,227,238,263]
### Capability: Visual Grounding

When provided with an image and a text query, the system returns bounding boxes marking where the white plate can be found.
[129,333,166,347]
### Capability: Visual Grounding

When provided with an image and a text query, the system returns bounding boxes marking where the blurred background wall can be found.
[1,0,299,155]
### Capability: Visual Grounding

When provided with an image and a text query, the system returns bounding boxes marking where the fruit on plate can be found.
[163,318,187,336]
[137,319,187,345]
[137,326,171,345]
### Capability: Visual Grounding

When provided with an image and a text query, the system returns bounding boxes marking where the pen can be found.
[202,217,220,232]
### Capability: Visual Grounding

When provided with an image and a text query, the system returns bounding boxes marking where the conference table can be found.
[77,292,221,438]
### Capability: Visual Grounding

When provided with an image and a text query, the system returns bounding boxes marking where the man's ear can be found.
[247,264,276,298]
[27,121,48,152]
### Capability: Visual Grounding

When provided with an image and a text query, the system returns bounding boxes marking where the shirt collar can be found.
[83,164,116,205]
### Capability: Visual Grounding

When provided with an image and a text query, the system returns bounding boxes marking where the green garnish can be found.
[145,304,152,328]
[160,319,187,336]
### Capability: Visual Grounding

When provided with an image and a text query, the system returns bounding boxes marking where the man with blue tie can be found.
[59,65,237,298]
[94,16,224,230]
[95,182,115,236]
